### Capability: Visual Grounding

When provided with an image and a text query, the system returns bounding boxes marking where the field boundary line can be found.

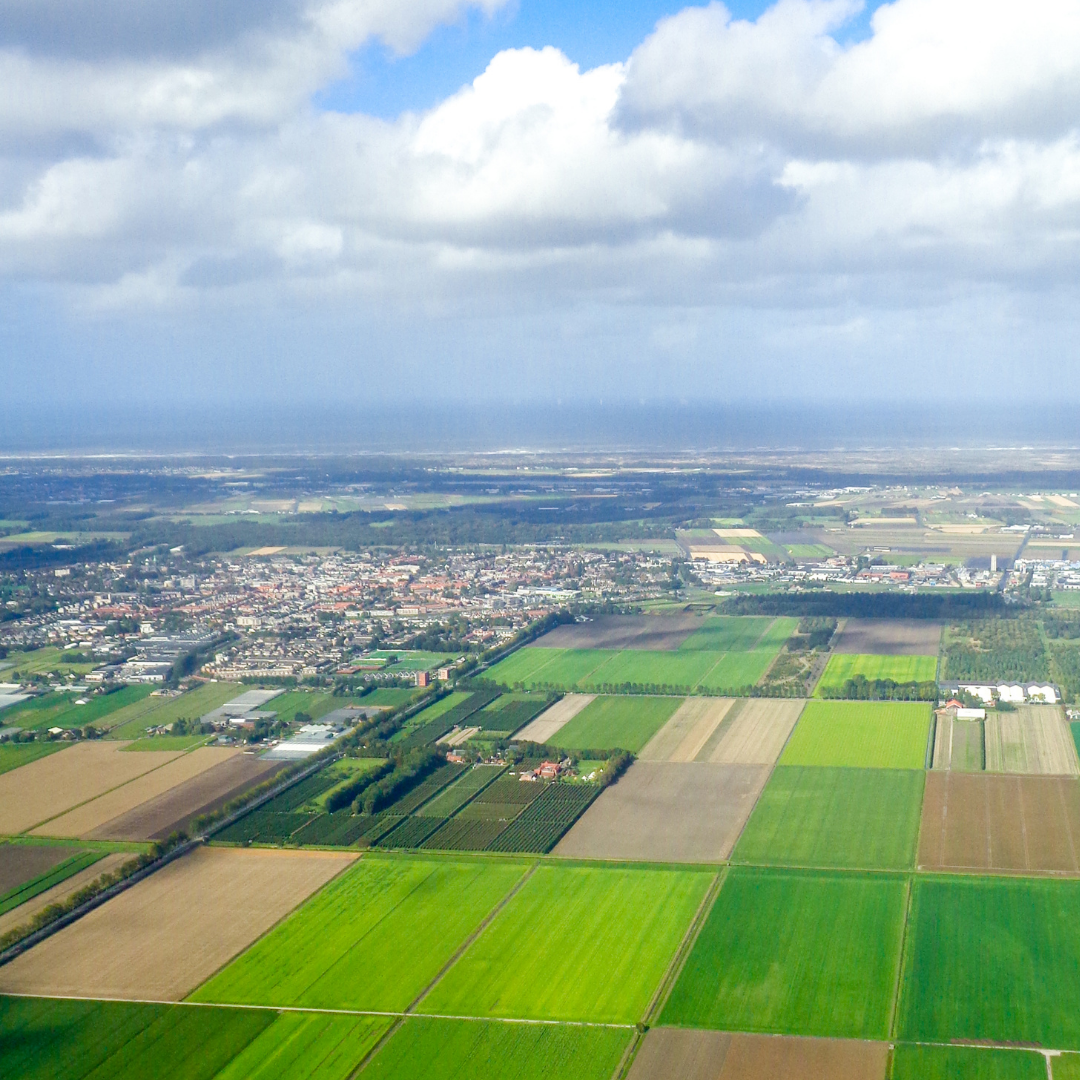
[642,867,726,1027]
[405,860,539,1013]
[888,875,915,1042]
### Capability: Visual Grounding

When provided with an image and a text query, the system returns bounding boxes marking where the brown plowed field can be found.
[639,698,734,762]
[0,853,131,938]
[705,699,805,765]
[31,747,242,839]
[512,694,596,744]
[0,844,76,893]
[628,1028,888,1080]
[0,742,183,835]
[919,771,1080,873]
[87,754,284,841]
[0,846,356,1001]
[532,613,701,651]
[832,619,943,656]
[553,761,769,863]
[984,706,1079,775]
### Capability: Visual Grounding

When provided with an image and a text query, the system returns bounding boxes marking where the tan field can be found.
[0,846,356,1001]
[705,699,806,765]
[31,747,242,839]
[0,742,184,835]
[984,706,1079,775]
[513,694,595,743]
[639,698,734,762]
[628,1029,888,1080]
[0,853,132,939]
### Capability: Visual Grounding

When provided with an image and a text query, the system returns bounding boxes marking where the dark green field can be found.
[732,767,924,870]
[898,876,1080,1049]
[660,867,907,1039]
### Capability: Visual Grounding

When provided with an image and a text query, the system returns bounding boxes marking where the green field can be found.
[816,653,938,693]
[898,876,1080,1048]
[363,1017,632,1080]
[0,849,103,916]
[785,544,836,558]
[779,701,932,769]
[890,1045,1047,1079]
[733,767,924,870]
[420,864,713,1023]
[677,616,776,651]
[105,683,243,740]
[0,740,64,774]
[660,867,907,1039]
[122,734,213,751]
[1,646,96,676]
[396,691,470,735]
[191,856,528,1011]
[363,687,423,707]
[1055,1056,1080,1079]
[0,688,156,734]
[547,695,682,752]
[487,648,598,687]
[260,691,336,723]
[581,650,719,690]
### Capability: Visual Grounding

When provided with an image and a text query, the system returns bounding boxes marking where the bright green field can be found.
[733,767,924,870]
[816,653,938,694]
[122,734,213,751]
[105,683,243,740]
[1055,1055,1080,1079]
[779,701,932,769]
[660,867,907,1039]
[677,617,779,652]
[211,1011,389,1080]
[581,650,720,690]
[0,688,154,734]
[898,876,1080,1048]
[191,856,528,1012]
[364,1018,631,1080]
[487,648,603,687]
[548,695,683,752]
[420,864,713,1023]
[260,691,335,723]
[363,688,423,707]
[0,740,64,775]
[890,1045,1047,1080]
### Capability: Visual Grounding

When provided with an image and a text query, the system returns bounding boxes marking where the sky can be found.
[2,0,1079,421]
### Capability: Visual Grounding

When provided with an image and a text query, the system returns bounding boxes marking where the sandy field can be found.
[629,1029,888,1080]
[86,755,283,841]
[0,844,77,893]
[513,694,595,743]
[705,699,806,765]
[0,742,183,835]
[554,761,769,863]
[0,853,131,938]
[984,706,1080,775]
[832,619,943,656]
[532,613,701,651]
[919,771,1080,873]
[31,747,242,839]
[639,698,734,762]
[932,715,984,771]
[0,846,356,1000]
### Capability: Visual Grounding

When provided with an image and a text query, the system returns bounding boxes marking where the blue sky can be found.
[319,0,883,118]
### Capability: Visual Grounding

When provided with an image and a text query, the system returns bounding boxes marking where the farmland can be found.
[815,653,939,694]
[192,856,529,1011]
[546,694,682,752]
[984,705,1079,775]
[779,701,933,769]
[832,619,944,656]
[362,1017,632,1080]
[419,863,713,1023]
[0,740,62,775]
[661,867,907,1039]
[733,766,924,870]
[898,875,1080,1048]
[889,1045,1048,1080]
[638,697,734,761]
[103,682,243,740]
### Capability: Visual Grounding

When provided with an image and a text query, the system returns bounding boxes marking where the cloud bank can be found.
[2,0,1079,405]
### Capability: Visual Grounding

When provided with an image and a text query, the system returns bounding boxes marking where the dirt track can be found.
[628,1028,888,1080]
[0,742,183,835]
[919,771,1080,873]
[553,761,769,863]
[532,613,701,651]
[0,846,356,1001]
[832,619,942,656]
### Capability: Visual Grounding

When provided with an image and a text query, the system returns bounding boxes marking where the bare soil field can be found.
[31,747,242,839]
[87,755,285,841]
[832,619,943,656]
[553,761,769,863]
[705,699,806,765]
[0,742,183,835]
[513,694,595,743]
[919,771,1080,873]
[532,613,701,651]
[628,1028,888,1080]
[932,715,984,771]
[639,698,734,762]
[985,706,1079,775]
[0,846,355,1000]
[0,853,130,938]
[0,844,75,893]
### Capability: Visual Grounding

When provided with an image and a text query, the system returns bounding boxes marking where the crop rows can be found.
[374,814,448,848]
[486,784,599,853]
